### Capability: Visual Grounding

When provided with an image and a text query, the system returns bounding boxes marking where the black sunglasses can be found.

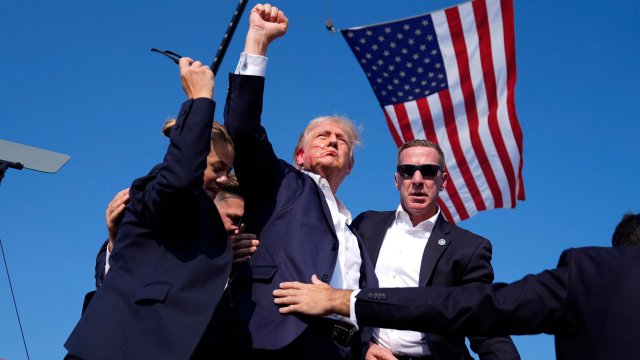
[150,48,185,64]
[397,164,441,178]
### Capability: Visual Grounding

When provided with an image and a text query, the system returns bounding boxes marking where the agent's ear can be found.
[295,149,305,168]
[439,171,449,191]
[394,172,400,190]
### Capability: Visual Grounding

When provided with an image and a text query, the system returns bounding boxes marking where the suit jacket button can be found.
[380,294,387,300]
[331,242,339,251]
[321,274,330,282]
[368,293,374,299]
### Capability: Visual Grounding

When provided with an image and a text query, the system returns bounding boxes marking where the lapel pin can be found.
[437,239,446,246]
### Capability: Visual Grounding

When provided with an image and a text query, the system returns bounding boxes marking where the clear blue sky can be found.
[1,0,639,358]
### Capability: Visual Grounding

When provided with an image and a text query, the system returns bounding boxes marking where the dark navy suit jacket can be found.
[65,99,232,359]
[352,211,520,360]
[224,74,378,353]
[80,240,108,314]
[355,245,640,360]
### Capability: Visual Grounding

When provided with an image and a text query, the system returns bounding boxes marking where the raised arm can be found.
[130,58,215,221]
[223,4,288,234]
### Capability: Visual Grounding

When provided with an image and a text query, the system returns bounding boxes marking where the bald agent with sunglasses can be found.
[350,139,520,360]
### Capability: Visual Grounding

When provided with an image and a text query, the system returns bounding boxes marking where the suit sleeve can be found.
[461,239,521,359]
[355,264,572,337]
[80,239,109,315]
[94,239,108,289]
[129,98,215,222]
[223,74,282,234]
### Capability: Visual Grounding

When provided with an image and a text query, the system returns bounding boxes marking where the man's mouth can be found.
[409,193,428,201]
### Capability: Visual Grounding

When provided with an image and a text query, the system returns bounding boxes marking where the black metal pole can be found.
[210,0,250,75]
[0,160,23,185]
[0,238,31,360]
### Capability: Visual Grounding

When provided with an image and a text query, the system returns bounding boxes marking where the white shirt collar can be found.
[394,204,439,232]
[302,170,351,222]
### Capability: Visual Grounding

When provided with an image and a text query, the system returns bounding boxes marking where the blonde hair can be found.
[211,121,234,150]
[161,118,233,150]
[161,118,177,137]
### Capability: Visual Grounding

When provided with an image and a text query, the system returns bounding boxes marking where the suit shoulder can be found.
[557,245,630,268]
[353,210,394,227]
[443,220,491,245]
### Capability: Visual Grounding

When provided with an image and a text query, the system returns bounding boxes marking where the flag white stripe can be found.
[383,104,405,142]
[404,101,427,140]
[438,185,463,222]
[457,2,500,209]
[460,1,513,208]
[487,0,520,206]
[433,7,491,211]
[426,93,478,218]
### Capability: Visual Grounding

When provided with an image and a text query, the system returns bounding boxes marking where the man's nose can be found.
[327,133,338,147]
[411,170,425,183]
[216,172,228,184]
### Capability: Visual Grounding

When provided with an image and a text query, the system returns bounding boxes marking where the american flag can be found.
[341,0,524,222]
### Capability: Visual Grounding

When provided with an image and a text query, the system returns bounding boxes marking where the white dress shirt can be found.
[371,206,440,356]
[302,171,362,291]
[303,171,362,327]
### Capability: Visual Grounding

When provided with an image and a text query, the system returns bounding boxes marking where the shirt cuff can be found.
[105,245,111,275]
[349,289,360,328]
[235,52,268,77]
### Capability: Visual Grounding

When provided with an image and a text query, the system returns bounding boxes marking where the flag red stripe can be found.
[445,6,503,210]
[438,198,455,222]
[416,98,438,139]
[501,0,525,201]
[438,89,486,211]
[393,103,415,142]
[340,0,524,222]
[441,175,471,220]
[416,98,470,220]
[383,109,404,147]
[472,0,516,207]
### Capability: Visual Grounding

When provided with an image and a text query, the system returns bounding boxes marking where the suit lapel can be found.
[367,212,396,266]
[313,177,339,241]
[348,223,379,288]
[419,214,452,287]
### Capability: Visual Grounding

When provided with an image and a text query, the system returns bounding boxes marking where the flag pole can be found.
[325,19,338,32]
[210,0,249,75]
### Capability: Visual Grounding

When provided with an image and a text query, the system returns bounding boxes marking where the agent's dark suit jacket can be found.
[355,245,640,360]
[224,74,378,353]
[352,211,519,360]
[80,240,108,314]
[65,99,232,360]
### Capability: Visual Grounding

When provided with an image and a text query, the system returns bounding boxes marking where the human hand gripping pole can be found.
[179,57,214,100]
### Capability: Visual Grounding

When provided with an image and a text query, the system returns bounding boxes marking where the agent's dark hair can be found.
[216,172,242,200]
[611,213,640,247]
[397,139,445,168]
